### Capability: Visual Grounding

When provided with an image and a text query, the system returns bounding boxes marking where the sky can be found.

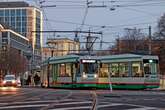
[4,0,165,49]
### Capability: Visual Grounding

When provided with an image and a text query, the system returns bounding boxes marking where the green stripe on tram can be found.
[50,83,159,89]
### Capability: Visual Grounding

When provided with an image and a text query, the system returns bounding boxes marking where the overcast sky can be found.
[5,0,165,48]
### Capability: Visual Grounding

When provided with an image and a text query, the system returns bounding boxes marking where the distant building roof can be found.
[47,38,79,43]
[0,1,29,8]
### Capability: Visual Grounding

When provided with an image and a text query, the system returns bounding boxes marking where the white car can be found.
[3,75,17,87]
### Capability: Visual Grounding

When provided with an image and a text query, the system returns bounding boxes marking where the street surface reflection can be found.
[0,87,19,94]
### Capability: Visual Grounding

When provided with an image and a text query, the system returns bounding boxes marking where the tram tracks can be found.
[40,90,73,110]
[91,91,98,110]
[40,90,99,110]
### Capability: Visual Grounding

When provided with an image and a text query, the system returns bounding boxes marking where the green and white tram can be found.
[41,54,160,89]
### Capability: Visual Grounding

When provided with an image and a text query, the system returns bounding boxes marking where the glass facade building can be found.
[0,9,27,37]
[0,2,43,67]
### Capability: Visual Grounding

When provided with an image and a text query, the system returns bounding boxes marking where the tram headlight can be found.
[94,74,98,78]
[83,74,87,78]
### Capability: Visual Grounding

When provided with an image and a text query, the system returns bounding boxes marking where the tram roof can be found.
[42,54,158,65]
[100,54,158,63]
[100,54,158,59]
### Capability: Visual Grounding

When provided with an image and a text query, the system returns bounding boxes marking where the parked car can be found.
[2,75,17,87]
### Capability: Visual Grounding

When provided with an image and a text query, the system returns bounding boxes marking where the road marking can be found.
[0,101,159,110]
[123,103,158,109]
[50,103,129,110]
[44,101,92,107]
[0,103,8,105]
[40,90,73,110]
[0,99,72,105]
[50,106,91,110]
[0,101,92,109]
[98,103,124,108]
[127,107,158,110]
[0,104,49,109]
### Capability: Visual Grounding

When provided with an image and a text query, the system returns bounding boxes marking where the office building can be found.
[0,1,43,68]
[0,24,30,77]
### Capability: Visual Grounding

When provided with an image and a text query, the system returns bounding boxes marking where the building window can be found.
[21,9,26,17]
[16,10,21,17]
[16,17,21,21]
[5,10,9,17]
[0,17,4,22]
[5,17,9,23]
[11,17,16,22]
[22,17,26,21]
[2,32,8,38]
[11,10,15,17]
[0,10,4,16]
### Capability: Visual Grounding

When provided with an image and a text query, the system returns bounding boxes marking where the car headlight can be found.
[94,74,98,78]
[12,80,16,83]
[3,81,6,84]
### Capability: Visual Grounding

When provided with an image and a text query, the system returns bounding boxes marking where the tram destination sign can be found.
[81,59,96,63]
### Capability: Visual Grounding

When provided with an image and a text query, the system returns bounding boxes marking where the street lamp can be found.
[46,42,56,87]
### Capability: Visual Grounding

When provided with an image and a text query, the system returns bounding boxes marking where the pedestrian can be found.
[34,74,40,86]
[27,75,31,86]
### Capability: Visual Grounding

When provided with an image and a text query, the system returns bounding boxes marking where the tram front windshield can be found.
[82,60,97,74]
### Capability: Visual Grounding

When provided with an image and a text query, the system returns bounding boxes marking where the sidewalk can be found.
[21,85,41,88]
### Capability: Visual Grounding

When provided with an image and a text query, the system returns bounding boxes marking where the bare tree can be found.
[0,47,28,76]
[113,28,147,54]
[154,13,165,39]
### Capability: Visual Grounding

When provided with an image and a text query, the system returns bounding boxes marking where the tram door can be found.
[143,59,159,82]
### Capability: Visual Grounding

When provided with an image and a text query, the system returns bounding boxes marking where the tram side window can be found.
[132,62,143,77]
[110,63,119,77]
[99,64,108,77]
[60,64,65,77]
[66,64,71,76]
[72,64,77,75]
[59,63,71,77]
[119,63,129,77]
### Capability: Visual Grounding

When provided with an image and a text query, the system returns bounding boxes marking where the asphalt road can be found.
[0,87,165,110]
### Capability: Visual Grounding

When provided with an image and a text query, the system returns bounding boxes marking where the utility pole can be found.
[117,35,120,54]
[86,30,91,53]
[86,30,99,55]
[100,33,103,50]
[149,26,152,55]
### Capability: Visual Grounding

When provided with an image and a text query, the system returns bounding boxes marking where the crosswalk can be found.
[0,98,160,110]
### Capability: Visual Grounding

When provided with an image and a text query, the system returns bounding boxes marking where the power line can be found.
[43,18,157,29]
[78,0,90,31]
[122,7,159,17]
[115,1,165,7]
[35,1,165,9]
